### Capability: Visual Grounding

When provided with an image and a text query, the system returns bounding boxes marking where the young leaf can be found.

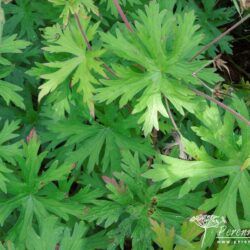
[151,220,175,250]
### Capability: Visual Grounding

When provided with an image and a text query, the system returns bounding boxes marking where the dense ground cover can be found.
[0,0,250,249]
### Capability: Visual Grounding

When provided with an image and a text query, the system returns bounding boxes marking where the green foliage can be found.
[48,0,99,25]
[179,0,235,57]
[96,2,222,135]
[3,0,57,41]
[151,217,204,250]
[144,98,250,246]
[36,19,106,116]
[0,215,109,250]
[0,0,249,249]
[85,151,203,249]
[0,121,20,193]
[0,133,86,245]
[44,105,153,173]
[100,0,142,17]
[0,26,30,108]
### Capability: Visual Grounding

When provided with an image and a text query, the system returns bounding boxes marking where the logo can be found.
[190,214,226,247]
[190,214,250,247]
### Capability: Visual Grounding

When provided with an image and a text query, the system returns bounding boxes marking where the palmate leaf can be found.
[0,34,29,53]
[86,151,203,250]
[151,217,204,250]
[3,215,108,250]
[48,0,99,25]
[144,97,250,244]
[0,31,29,108]
[3,0,57,41]
[0,121,20,193]
[44,105,153,173]
[179,0,235,57]
[96,1,222,135]
[0,80,24,109]
[38,20,106,116]
[26,216,63,250]
[151,220,175,250]
[28,217,88,250]
[0,133,87,244]
[0,34,30,64]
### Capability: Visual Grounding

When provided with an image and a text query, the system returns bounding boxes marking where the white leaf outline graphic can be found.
[190,214,226,247]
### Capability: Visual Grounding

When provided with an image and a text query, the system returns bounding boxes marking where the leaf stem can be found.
[190,13,250,61]
[190,88,250,126]
[151,128,158,147]
[113,0,133,32]
[165,97,181,135]
[74,13,92,50]
[74,13,116,77]
[165,97,187,159]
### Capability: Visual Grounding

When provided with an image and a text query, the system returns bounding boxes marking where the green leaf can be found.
[0,120,20,193]
[26,216,63,250]
[100,0,141,17]
[48,0,99,25]
[151,220,175,250]
[60,222,87,250]
[3,0,57,41]
[96,2,222,135]
[37,21,106,115]
[179,0,235,56]
[44,105,153,173]
[0,80,24,109]
[144,98,250,246]
[0,134,85,242]
[86,151,203,250]
[0,28,29,109]
[0,34,30,54]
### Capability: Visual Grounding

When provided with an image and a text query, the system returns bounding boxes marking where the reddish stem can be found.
[190,13,250,61]
[74,13,116,77]
[74,13,92,50]
[113,0,133,32]
[191,88,250,126]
